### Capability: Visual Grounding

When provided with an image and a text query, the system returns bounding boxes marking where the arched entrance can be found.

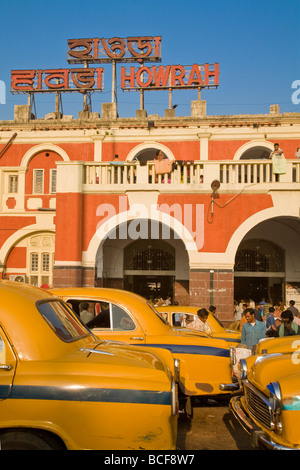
[234,239,285,303]
[233,216,300,305]
[123,239,175,301]
[95,219,190,304]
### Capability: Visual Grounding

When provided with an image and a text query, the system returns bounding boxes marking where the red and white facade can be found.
[1,101,300,324]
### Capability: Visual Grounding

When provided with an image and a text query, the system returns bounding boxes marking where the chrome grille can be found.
[244,381,272,430]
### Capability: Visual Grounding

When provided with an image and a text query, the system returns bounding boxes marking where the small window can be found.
[42,253,50,272]
[50,169,57,194]
[8,175,18,193]
[33,169,44,194]
[30,253,39,272]
[111,304,135,331]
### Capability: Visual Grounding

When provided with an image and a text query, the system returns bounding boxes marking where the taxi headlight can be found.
[174,358,180,383]
[239,358,248,381]
[171,380,179,416]
[267,381,283,434]
[230,346,236,366]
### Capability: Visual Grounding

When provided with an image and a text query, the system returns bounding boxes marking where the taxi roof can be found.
[0,281,89,361]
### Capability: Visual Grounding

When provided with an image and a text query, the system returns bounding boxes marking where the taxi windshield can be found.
[37,300,89,342]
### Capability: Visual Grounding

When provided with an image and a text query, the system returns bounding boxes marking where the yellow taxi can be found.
[51,287,236,407]
[254,335,300,356]
[0,281,178,450]
[230,350,300,449]
[156,305,241,345]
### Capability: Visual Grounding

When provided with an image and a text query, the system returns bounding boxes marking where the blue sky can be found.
[0,0,299,120]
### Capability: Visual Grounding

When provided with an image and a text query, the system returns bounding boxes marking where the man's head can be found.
[197,308,209,322]
[281,310,293,326]
[244,308,255,323]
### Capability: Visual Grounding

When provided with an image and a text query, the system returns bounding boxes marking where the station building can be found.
[0,100,300,324]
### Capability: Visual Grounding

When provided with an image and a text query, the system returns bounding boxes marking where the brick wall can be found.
[189,269,234,325]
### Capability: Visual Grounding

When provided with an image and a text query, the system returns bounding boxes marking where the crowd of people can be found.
[232,298,300,348]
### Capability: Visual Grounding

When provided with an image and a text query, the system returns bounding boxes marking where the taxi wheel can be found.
[0,430,65,450]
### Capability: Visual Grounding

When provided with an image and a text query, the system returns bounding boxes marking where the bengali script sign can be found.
[67,36,162,63]
[11,68,104,93]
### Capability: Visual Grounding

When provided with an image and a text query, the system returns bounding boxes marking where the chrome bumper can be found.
[230,396,297,450]
[219,382,240,392]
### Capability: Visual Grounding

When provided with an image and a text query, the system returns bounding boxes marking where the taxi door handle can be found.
[130,336,144,341]
[0,364,13,371]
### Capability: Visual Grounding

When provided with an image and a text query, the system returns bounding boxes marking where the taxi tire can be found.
[0,430,65,450]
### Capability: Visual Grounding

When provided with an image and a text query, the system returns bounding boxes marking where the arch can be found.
[126,142,176,163]
[83,209,198,269]
[233,140,274,161]
[0,224,55,267]
[21,143,70,168]
[225,207,299,265]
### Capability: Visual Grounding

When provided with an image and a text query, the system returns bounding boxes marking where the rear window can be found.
[37,300,88,342]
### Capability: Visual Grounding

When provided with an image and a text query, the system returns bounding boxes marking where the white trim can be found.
[233,140,274,161]
[82,210,199,268]
[126,141,176,162]
[21,143,70,167]
[225,206,294,264]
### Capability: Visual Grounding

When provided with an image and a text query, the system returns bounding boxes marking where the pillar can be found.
[53,162,84,287]
[189,269,234,325]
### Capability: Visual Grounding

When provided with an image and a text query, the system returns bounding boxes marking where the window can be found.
[42,253,50,272]
[50,169,57,194]
[8,175,18,193]
[111,304,135,331]
[31,253,39,272]
[65,299,136,331]
[37,300,88,342]
[33,169,44,194]
[27,234,55,287]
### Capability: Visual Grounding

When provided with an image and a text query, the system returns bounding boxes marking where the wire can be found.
[206,183,258,224]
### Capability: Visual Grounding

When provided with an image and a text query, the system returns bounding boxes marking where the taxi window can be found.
[37,300,88,342]
[111,304,135,331]
[0,334,5,364]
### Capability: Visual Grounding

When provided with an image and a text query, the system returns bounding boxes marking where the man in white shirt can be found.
[187,308,212,334]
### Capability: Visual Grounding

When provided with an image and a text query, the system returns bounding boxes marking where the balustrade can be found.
[83,159,300,189]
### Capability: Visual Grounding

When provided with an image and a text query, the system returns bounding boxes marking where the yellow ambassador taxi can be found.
[230,335,300,450]
[254,335,300,357]
[230,348,300,450]
[156,305,241,345]
[51,287,235,407]
[0,281,178,450]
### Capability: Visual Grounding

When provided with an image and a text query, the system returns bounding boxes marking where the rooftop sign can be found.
[11,68,104,94]
[67,36,162,63]
[10,35,219,113]
[121,63,219,91]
